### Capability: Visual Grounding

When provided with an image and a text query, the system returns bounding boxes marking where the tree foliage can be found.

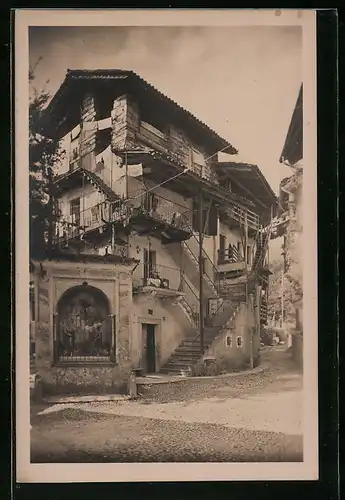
[29,63,64,257]
[268,256,303,326]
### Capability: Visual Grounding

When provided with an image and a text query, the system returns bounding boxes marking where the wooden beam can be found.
[223,173,268,210]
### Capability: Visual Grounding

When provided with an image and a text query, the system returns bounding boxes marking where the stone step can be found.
[169,354,201,362]
[174,347,202,354]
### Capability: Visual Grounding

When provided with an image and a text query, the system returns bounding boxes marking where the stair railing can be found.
[183,237,221,295]
[180,274,200,331]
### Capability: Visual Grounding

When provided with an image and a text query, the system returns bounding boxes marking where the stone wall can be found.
[196,295,259,373]
[131,294,193,372]
[111,94,140,151]
[32,258,134,395]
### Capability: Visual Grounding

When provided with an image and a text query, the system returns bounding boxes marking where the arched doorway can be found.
[56,283,114,362]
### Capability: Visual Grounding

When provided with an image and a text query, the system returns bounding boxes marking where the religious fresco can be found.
[57,286,111,359]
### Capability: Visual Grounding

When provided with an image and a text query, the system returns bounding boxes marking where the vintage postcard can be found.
[15,9,318,483]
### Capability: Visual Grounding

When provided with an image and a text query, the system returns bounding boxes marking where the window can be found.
[237,241,242,258]
[70,140,81,171]
[246,245,251,265]
[144,193,159,213]
[226,336,232,348]
[236,336,243,348]
[70,197,80,215]
[192,201,217,236]
[56,284,114,362]
[143,249,157,280]
[219,234,226,262]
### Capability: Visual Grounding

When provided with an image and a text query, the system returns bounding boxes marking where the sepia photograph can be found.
[16,9,318,483]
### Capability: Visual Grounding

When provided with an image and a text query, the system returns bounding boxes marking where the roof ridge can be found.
[45,69,237,153]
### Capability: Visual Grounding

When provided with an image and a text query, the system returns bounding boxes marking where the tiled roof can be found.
[44,69,237,154]
[54,167,119,202]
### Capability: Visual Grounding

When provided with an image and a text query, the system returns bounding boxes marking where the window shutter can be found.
[207,206,218,236]
[192,200,198,231]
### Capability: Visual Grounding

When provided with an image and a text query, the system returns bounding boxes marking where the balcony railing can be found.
[218,244,244,265]
[133,263,182,293]
[225,203,261,231]
[130,192,193,233]
[55,193,194,244]
[55,202,113,241]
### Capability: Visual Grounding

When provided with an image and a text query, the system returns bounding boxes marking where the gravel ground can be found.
[31,409,302,463]
[30,346,303,463]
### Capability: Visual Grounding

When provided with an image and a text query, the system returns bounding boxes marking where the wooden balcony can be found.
[217,245,247,274]
[222,203,261,232]
[129,193,193,244]
[54,200,130,249]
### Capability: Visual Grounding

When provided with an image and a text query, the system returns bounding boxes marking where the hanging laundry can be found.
[97,117,112,131]
[83,121,98,132]
[95,158,105,173]
[127,163,143,178]
[71,124,81,140]
[81,152,96,172]
[91,205,100,217]
[95,145,112,165]
[70,137,80,161]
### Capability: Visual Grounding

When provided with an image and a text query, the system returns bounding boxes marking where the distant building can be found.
[30,69,277,395]
[276,85,303,366]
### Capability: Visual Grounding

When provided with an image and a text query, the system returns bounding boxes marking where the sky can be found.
[29,25,301,196]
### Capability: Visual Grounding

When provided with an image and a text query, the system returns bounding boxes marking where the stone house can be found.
[276,85,303,367]
[30,69,277,395]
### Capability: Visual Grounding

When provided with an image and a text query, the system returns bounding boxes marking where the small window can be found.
[246,245,251,265]
[70,197,81,224]
[226,336,232,348]
[144,193,159,212]
[236,336,243,348]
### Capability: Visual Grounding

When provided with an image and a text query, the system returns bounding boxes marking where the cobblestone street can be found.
[30,346,303,463]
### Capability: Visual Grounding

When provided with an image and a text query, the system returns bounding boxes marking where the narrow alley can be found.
[30,346,303,463]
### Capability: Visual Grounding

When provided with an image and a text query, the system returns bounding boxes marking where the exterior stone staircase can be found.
[160,283,246,375]
[159,326,222,375]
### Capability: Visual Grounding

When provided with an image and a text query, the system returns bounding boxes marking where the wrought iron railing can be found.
[56,314,115,362]
[54,201,115,242]
[180,274,201,330]
[133,263,182,292]
[129,192,194,233]
[55,192,194,243]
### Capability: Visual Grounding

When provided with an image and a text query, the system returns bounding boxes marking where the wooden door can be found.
[142,323,156,373]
